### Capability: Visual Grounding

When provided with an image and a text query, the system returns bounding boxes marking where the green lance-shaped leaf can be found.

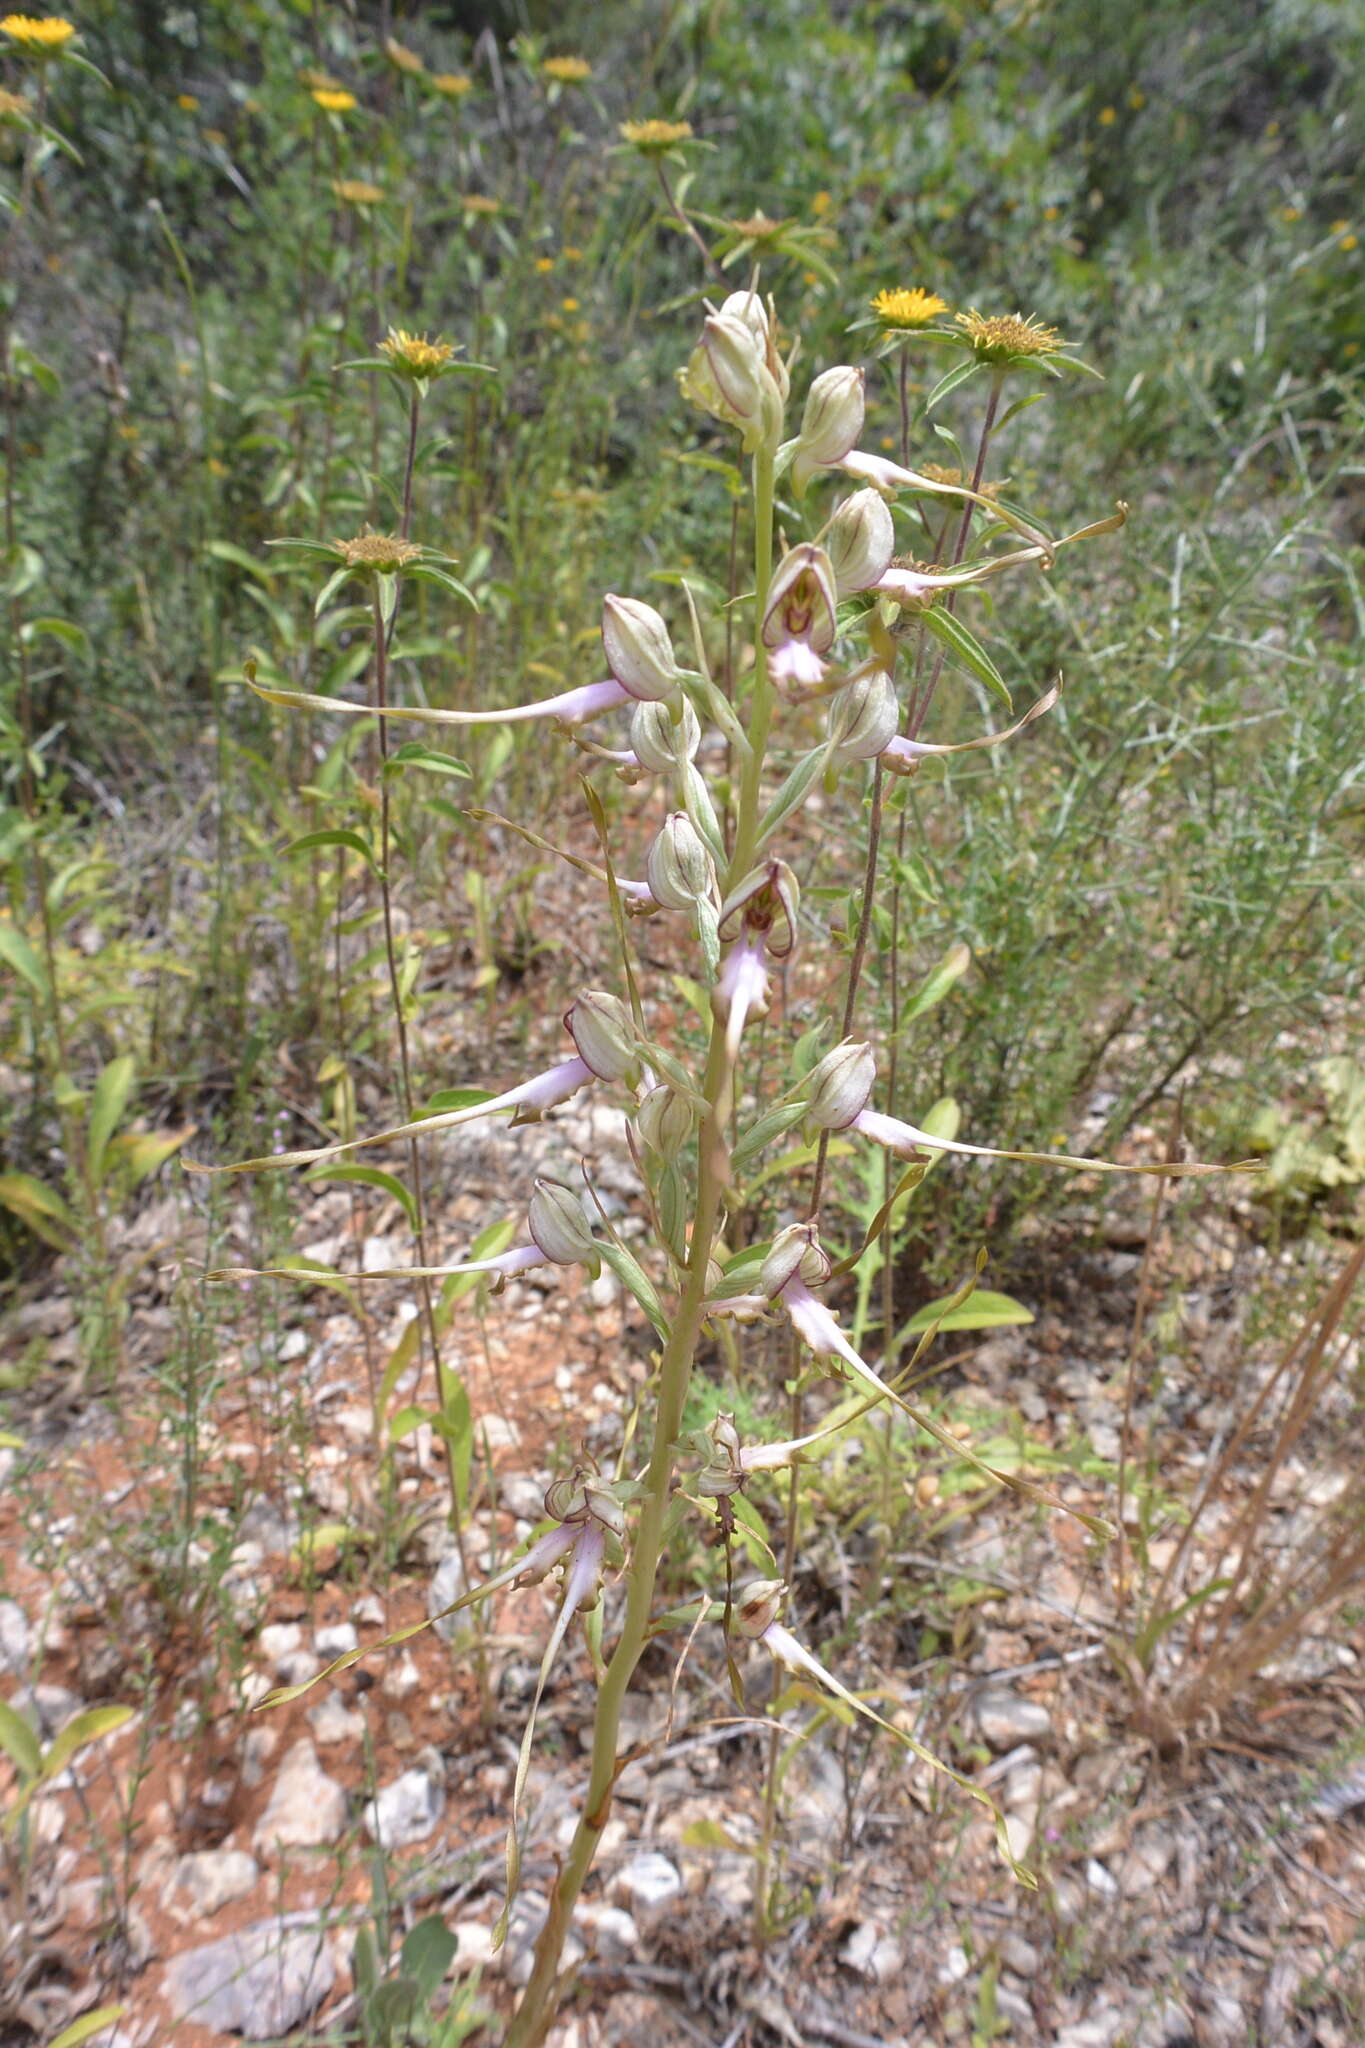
[87,1055,137,1185]
[919,605,1013,709]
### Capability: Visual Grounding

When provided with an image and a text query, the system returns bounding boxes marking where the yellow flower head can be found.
[535,256,554,273]
[333,178,384,207]
[433,72,472,97]
[560,296,579,313]
[177,92,199,111]
[811,189,833,217]
[871,287,949,329]
[619,117,693,154]
[562,244,583,261]
[385,37,423,74]
[1280,204,1302,222]
[312,87,356,113]
[919,461,1004,501]
[0,14,75,57]
[956,308,1061,361]
[378,328,456,378]
[542,55,591,82]
[1097,105,1117,126]
[332,531,423,574]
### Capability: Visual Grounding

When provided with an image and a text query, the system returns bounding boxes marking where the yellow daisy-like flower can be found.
[561,296,579,312]
[811,189,833,217]
[562,244,583,261]
[332,531,423,573]
[1281,204,1302,222]
[385,37,423,74]
[378,328,456,378]
[1097,105,1117,126]
[1342,234,1359,252]
[0,13,74,56]
[619,117,693,154]
[535,256,554,273]
[312,87,356,113]
[177,92,199,111]
[299,67,343,92]
[542,55,591,82]
[871,287,949,329]
[1127,87,1146,109]
[333,178,384,207]
[956,308,1061,361]
[432,72,472,97]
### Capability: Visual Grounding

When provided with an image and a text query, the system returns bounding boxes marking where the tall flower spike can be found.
[762,543,839,688]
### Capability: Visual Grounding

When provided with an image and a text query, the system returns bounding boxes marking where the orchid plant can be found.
[200,285,1245,2045]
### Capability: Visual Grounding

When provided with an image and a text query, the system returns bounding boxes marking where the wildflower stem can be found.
[370,585,488,1716]
[907,369,1005,744]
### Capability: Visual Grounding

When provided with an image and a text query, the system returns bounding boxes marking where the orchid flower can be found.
[879,679,1061,771]
[762,542,839,688]
[244,594,688,732]
[839,449,1052,552]
[875,541,1048,606]
[730,1579,1031,1883]
[188,991,637,1177]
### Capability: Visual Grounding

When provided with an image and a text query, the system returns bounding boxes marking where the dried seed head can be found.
[956,308,1061,362]
[331,531,423,573]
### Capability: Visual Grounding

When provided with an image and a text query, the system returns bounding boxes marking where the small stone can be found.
[453,1921,496,1971]
[363,1767,445,1848]
[1004,1811,1035,1863]
[1085,1857,1118,1896]
[308,1696,365,1747]
[842,1920,901,1982]
[353,1593,385,1627]
[614,1852,683,1911]
[240,1725,278,1788]
[574,1902,638,1957]
[972,1690,1053,1748]
[429,1554,468,1643]
[253,1739,346,1853]
[479,1414,518,1452]
[315,1621,359,1660]
[498,1474,548,1521]
[997,1932,1040,1976]
[163,1919,335,2035]
[0,1599,30,1676]
[165,1849,260,1917]
[939,1943,972,1985]
[381,1652,421,1699]
[258,1622,303,1669]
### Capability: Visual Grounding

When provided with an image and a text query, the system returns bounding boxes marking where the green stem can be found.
[505,438,781,2048]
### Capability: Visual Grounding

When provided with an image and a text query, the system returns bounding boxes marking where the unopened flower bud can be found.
[760,1222,832,1298]
[703,311,767,420]
[631,694,700,773]
[824,487,896,596]
[602,595,682,702]
[646,812,716,912]
[637,1083,696,1159]
[792,366,865,495]
[829,671,900,761]
[567,990,639,1082]
[527,1179,597,1265]
[804,1040,877,1129]
[733,1577,786,1639]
